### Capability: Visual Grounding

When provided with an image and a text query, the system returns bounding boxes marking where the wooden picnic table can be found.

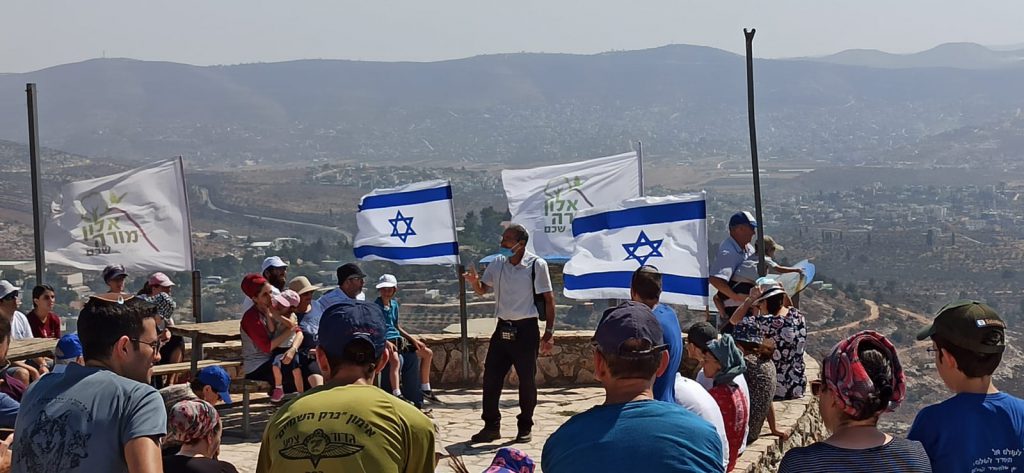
[169,320,242,373]
[8,338,57,361]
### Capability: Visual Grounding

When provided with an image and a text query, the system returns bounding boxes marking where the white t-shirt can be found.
[480,252,553,321]
[674,374,729,469]
[697,368,750,454]
[11,311,33,340]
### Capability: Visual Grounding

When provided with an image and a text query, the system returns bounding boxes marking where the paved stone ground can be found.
[217,386,605,473]
[217,364,821,473]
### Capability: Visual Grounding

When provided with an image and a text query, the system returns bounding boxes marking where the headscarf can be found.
[707,334,746,386]
[167,399,221,445]
[484,447,535,473]
[822,330,906,419]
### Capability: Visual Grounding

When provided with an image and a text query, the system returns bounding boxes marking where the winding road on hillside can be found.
[812,299,880,335]
[197,187,352,242]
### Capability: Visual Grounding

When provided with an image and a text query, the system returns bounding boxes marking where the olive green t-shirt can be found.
[256,383,435,473]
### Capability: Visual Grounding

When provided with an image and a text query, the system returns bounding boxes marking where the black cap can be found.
[686,321,719,351]
[593,301,665,357]
[336,263,367,283]
[917,300,1005,354]
[102,264,127,283]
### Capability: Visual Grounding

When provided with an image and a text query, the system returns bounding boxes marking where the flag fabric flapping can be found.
[354,179,459,265]
[45,158,195,272]
[563,193,709,306]
[501,152,640,260]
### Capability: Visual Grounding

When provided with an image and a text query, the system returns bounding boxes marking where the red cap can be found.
[241,274,268,299]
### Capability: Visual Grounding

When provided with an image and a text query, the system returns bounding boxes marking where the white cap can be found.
[0,280,18,299]
[375,274,398,289]
[261,256,288,272]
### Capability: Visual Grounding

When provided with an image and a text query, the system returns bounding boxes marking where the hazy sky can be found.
[3,0,1023,73]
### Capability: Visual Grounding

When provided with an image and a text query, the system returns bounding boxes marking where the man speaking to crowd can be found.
[464,224,555,444]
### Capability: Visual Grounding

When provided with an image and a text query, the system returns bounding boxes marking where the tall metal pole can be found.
[446,180,470,381]
[637,141,645,197]
[744,29,768,277]
[26,84,45,285]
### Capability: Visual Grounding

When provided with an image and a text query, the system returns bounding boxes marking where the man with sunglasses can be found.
[542,302,724,473]
[13,294,166,473]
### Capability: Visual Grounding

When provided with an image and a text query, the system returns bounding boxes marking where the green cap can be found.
[917,300,1005,354]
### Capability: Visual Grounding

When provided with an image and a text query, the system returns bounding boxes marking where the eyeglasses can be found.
[131,338,162,352]
[926,347,940,356]
[810,380,826,396]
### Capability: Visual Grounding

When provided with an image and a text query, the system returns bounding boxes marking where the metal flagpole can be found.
[446,180,470,381]
[744,29,768,277]
[178,156,204,372]
[637,141,645,197]
[26,84,45,285]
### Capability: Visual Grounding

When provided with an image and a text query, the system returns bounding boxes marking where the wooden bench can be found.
[152,359,241,377]
[234,379,272,438]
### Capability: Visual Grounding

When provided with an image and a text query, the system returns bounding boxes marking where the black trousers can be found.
[482,317,539,431]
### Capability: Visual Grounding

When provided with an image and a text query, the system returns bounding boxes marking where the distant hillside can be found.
[1,44,1024,166]
[799,42,1024,69]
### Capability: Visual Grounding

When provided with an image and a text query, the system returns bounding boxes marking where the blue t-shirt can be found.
[908,392,1024,473]
[542,400,724,473]
[12,363,167,473]
[374,297,401,341]
[0,392,18,428]
[652,303,682,403]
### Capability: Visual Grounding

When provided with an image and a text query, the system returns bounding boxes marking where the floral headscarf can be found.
[822,330,906,419]
[484,447,535,473]
[167,399,221,445]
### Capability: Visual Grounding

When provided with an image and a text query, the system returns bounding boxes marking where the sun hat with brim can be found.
[148,272,175,287]
[917,300,1005,354]
[376,274,398,289]
[287,276,321,295]
[754,285,787,303]
[0,280,19,300]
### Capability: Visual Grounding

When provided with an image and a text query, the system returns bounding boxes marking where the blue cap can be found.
[593,301,665,357]
[55,334,83,360]
[318,300,387,360]
[729,211,758,228]
[196,366,233,405]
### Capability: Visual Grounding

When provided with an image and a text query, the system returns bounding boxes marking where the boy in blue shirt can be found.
[909,300,1024,473]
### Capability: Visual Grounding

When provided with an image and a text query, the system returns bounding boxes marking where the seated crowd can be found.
[0,249,1019,473]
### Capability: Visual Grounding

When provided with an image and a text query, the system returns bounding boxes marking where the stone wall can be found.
[421,331,597,387]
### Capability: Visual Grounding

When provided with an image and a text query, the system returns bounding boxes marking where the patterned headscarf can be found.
[167,399,221,445]
[484,447,535,473]
[822,330,906,419]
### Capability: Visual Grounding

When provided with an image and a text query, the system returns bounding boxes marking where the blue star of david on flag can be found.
[622,230,664,266]
[389,210,416,243]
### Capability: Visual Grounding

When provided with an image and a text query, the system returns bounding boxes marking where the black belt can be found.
[498,317,538,325]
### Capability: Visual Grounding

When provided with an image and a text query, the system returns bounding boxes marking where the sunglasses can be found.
[810,380,826,396]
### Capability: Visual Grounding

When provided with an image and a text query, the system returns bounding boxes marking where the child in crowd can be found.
[52,334,84,374]
[269,289,303,402]
[908,301,1024,473]
[375,274,438,403]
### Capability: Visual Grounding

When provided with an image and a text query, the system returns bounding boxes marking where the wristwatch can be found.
[544,327,554,336]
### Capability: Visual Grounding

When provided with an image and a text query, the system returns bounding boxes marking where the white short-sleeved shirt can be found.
[697,369,750,454]
[674,374,729,469]
[11,311,33,340]
[480,252,553,321]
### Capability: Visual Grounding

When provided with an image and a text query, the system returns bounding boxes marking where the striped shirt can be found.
[779,437,932,473]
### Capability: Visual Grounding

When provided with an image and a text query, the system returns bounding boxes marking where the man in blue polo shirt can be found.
[709,211,759,331]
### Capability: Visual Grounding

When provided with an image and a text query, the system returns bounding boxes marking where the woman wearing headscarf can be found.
[779,331,931,473]
[702,334,749,472]
[163,400,239,473]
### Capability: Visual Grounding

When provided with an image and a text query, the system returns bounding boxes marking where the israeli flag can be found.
[563,193,709,306]
[354,179,460,265]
